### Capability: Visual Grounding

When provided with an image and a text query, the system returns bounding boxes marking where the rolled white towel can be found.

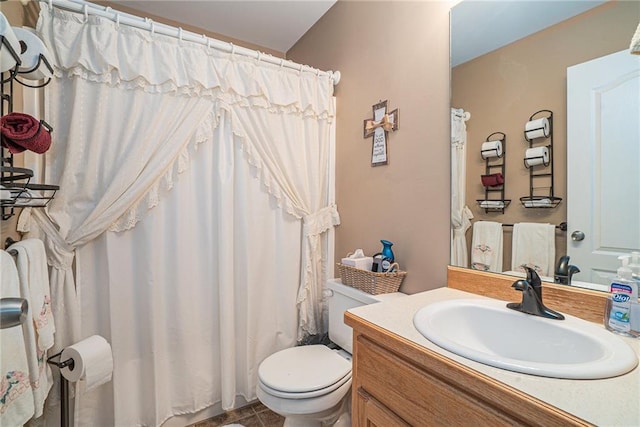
[480,200,505,209]
[523,198,552,208]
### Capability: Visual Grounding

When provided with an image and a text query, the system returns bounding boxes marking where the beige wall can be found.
[288,1,454,293]
[451,1,639,271]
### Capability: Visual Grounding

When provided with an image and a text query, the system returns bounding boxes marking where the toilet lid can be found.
[258,345,351,393]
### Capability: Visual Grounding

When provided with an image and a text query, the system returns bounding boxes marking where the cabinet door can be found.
[356,388,410,427]
[355,336,518,426]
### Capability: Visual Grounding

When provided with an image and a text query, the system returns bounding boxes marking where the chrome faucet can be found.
[507,267,565,320]
[554,255,580,285]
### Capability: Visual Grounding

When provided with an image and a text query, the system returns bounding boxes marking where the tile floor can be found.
[190,401,284,427]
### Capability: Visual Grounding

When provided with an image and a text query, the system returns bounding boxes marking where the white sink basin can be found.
[413,299,638,379]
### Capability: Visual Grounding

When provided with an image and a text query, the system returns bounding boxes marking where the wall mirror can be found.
[450,0,640,291]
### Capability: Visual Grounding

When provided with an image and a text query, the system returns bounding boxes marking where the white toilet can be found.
[256,279,405,427]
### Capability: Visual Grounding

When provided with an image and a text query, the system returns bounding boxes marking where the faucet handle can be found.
[555,255,571,275]
[524,266,541,287]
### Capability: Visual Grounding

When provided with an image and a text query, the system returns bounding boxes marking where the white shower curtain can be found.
[450,108,473,267]
[19,4,338,426]
[76,129,303,425]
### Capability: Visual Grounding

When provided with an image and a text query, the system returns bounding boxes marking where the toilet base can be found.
[281,392,351,427]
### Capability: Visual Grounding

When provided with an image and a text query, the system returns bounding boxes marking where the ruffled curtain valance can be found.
[38,3,335,120]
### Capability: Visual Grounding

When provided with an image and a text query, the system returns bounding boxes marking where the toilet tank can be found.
[326,279,405,353]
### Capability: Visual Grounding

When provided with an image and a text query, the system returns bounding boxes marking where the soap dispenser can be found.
[629,251,640,282]
[604,256,639,338]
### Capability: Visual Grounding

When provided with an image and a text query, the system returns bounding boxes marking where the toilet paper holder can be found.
[15,53,53,88]
[47,351,75,427]
[47,350,75,371]
[521,109,561,208]
[523,155,548,168]
[478,131,509,213]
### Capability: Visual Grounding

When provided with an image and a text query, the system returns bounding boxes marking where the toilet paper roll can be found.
[525,118,550,140]
[480,140,503,159]
[0,15,21,72]
[524,146,549,167]
[60,335,113,391]
[11,27,53,80]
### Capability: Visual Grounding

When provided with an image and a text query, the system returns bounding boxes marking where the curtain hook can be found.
[83,4,88,22]
[257,52,262,63]
[145,18,155,36]
[298,63,304,74]
[229,42,235,57]
[48,0,52,9]
[178,27,183,43]
[207,38,212,49]
[115,13,120,28]
[279,58,285,69]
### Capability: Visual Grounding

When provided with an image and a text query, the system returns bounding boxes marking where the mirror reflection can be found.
[450,1,640,291]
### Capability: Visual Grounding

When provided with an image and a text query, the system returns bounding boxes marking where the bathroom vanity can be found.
[345,267,640,426]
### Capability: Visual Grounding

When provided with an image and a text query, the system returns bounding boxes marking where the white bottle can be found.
[629,251,640,282]
[604,255,639,338]
[630,252,640,334]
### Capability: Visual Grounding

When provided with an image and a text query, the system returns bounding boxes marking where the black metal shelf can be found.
[476,199,512,212]
[519,196,562,209]
[522,110,562,208]
[1,41,56,220]
[479,131,508,213]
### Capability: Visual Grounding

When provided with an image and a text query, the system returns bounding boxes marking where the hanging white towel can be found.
[0,250,35,425]
[471,221,503,272]
[511,223,556,276]
[9,239,54,419]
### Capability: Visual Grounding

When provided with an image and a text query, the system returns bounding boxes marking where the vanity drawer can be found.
[355,334,518,426]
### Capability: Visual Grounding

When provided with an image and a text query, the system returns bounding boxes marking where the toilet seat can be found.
[258,371,351,399]
[258,345,352,397]
[256,375,353,418]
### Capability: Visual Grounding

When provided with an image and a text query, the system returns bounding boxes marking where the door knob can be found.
[571,230,585,241]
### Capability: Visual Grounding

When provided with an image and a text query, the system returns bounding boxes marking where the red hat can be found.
[1,112,52,154]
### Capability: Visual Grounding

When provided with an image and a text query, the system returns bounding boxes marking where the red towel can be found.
[481,173,504,188]
[1,112,52,154]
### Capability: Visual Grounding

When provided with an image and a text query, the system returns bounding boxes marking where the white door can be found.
[567,50,640,286]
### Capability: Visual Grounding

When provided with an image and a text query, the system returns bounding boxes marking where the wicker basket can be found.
[337,263,406,295]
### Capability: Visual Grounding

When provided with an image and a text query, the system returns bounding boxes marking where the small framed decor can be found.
[363,100,399,166]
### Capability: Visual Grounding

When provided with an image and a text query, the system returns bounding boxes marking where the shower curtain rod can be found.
[47,0,341,85]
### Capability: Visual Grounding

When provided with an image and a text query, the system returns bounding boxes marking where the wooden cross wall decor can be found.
[363,100,399,166]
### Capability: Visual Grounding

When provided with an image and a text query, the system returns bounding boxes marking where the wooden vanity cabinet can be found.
[345,313,590,427]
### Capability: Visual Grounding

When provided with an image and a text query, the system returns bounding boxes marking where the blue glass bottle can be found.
[380,240,394,262]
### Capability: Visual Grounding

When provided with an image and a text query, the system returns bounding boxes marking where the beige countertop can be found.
[348,287,640,426]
